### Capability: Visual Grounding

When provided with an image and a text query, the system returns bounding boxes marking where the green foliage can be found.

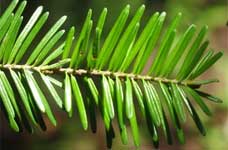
[0,0,223,148]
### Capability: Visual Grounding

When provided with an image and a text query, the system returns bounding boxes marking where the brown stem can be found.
[0,64,197,86]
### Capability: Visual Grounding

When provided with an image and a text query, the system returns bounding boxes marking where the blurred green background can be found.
[0,0,227,149]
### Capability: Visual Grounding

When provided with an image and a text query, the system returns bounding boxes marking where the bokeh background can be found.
[0,0,227,149]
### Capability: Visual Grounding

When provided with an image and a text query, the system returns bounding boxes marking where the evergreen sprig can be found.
[0,0,223,148]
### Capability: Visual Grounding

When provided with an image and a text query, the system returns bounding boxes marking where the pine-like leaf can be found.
[0,0,223,148]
